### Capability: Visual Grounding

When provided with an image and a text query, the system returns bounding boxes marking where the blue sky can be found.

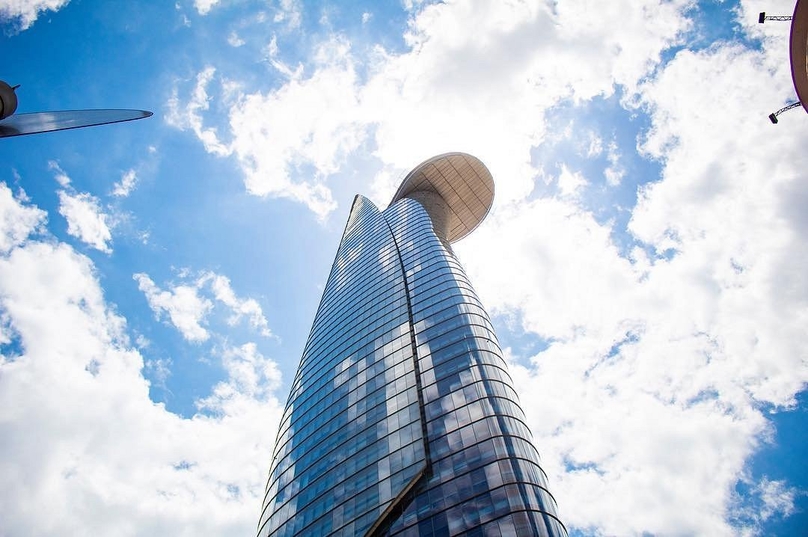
[1,0,807,535]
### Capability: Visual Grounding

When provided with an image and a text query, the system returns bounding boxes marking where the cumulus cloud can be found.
[198,342,281,415]
[57,191,113,253]
[172,0,693,219]
[0,0,70,30]
[227,36,360,219]
[112,169,138,198]
[166,37,361,218]
[166,67,233,157]
[756,479,798,522]
[363,0,689,204]
[0,183,46,255]
[0,185,285,535]
[227,31,245,47]
[48,160,71,187]
[49,163,114,253]
[135,270,273,342]
[125,2,808,533]
[198,272,273,338]
[193,0,220,15]
[727,476,800,532]
[584,131,604,158]
[135,273,213,343]
[460,165,804,534]
[273,0,301,29]
[603,140,624,186]
[454,5,808,534]
[556,165,587,199]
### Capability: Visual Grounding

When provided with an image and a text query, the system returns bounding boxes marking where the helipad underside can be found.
[791,0,808,112]
[390,152,494,244]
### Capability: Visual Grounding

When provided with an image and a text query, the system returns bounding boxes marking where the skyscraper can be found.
[258,153,566,537]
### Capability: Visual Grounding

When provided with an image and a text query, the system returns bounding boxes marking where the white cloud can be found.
[273,0,301,29]
[57,190,113,253]
[401,0,429,12]
[585,131,604,158]
[0,185,285,535]
[557,165,587,199]
[226,35,362,219]
[166,67,233,157]
[458,178,804,534]
[145,356,172,389]
[50,162,115,254]
[134,273,213,343]
[227,31,245,47]
[755,479,797,521]
[125,3,808,533]
[135,334,151,349]
[266,34,279,58]
[175,0,693,219]
[264,35,303,79]
[0,183,46,255]
[362,0,691,204]
[603,140,624,186]
[112,169,138,198]
[0,0,70,30]
[193,0,219,15]
[48,160,71,187]
[454,7,808,534]
[369,166,405,207]
[134,270,273,342]
[198,272,273,337]
[197,342,281,415]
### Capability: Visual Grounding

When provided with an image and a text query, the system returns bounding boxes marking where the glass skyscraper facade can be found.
[258,153,566,537]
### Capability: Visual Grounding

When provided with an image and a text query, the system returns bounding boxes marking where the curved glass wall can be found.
[259,167,566,536]
[381,198,565,536]
[258,196,428,537]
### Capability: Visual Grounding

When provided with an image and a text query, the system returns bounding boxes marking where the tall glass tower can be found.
[258,153,566,537]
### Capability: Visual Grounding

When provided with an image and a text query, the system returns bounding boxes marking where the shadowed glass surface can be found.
[0,109,152,138]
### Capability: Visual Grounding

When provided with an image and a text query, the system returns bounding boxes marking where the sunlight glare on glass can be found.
[0,109,153,138]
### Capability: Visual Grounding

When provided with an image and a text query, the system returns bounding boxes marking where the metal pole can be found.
[759,12,793,23]
[769,101,802,123]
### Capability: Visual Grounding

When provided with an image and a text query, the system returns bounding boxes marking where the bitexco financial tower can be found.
[258,153,566,536]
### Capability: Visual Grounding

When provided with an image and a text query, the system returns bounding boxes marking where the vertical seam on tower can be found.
[363,210,433,537]
[382,213,432,471]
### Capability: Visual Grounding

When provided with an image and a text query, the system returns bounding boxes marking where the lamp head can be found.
[0,81,19,120]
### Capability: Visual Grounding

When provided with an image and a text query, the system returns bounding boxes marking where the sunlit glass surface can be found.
[0,109,152,138]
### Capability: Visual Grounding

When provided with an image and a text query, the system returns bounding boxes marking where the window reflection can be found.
[260,196,565,537]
